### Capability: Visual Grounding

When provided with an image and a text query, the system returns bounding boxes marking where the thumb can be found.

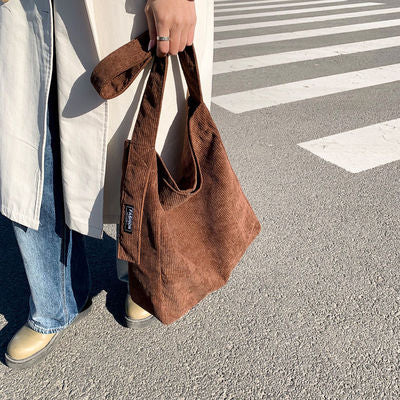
[145,6,157,51]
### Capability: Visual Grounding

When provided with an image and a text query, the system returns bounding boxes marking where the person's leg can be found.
[5,55,93,368]
[11,51,91,335]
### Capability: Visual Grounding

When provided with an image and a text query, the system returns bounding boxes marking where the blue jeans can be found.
[11,53,92,334]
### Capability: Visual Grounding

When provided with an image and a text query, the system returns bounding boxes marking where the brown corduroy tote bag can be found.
[91,30,261,325]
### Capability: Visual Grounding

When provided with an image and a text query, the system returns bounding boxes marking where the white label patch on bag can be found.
[123,204,134,233]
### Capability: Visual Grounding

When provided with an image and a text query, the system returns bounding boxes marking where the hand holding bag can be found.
[91,30,262,325]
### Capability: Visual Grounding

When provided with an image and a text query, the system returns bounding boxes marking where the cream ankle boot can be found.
[5,298,92,369]
[5,326,58,369]
[125,294,158,328]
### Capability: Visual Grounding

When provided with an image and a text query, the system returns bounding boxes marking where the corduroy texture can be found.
[91,30,153,100]
[91,32,262,325]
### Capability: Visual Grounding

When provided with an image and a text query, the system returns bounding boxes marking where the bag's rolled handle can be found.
[90,30,153,100]
[91,29,204,106]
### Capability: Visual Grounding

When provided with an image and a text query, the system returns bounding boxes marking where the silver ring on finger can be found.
[156,35,170,41]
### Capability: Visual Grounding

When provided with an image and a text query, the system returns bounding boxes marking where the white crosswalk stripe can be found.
[214,2,382,21]
[215,7,400,32]
[298,119,400,173]
[215,0,311,4]
[212,1,400,172]
[213,36,400,74]
[215,0,348,13]
[212,64,400,113]
[214,19,400,48]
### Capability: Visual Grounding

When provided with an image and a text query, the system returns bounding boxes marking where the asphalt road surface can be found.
[1,0,400,398]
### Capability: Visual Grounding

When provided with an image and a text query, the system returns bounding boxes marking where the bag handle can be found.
[177,45,203,105]
[129,44,204,155]
[91,30,204,155]
[90,30,153,100]
[90,29,204,107]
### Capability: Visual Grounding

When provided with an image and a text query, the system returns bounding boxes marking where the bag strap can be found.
[178,45,203,105]
[129,44,204,154]
[90,29,204,108]
[129,52,169,151]
[91,30,204,159]
[90,30,153,100]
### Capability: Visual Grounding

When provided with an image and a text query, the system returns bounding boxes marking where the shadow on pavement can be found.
[0,214,126,366]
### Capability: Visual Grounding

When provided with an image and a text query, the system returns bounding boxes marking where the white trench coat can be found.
[0,0,214,239]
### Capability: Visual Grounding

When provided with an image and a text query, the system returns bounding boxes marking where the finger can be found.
[168,26,181,56]
[179,26,189,52]
[187,24,195,46]
[144,3,157,51]
[187,6,196,46]
[154,19,170,57]
[156,33,171,58]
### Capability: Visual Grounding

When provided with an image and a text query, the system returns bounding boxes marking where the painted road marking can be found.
[214,19,400,48]
[297,119,400,173]
[215,2,382,21]
[215,7,400,32]
[215,0,348,13]
[215,0,312,4]
[213,36,400,74]
[211,63,400,113]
